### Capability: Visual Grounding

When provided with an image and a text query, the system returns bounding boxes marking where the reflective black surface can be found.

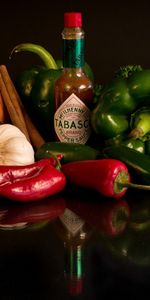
[0,188,150,299]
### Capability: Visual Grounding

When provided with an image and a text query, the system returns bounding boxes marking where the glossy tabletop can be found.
[0,188,149,300]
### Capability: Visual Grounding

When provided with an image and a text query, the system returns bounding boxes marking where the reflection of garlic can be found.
[0,124,35,165]
[0,222,28,230]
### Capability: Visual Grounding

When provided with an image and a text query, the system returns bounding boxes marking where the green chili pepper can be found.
[10,43,94,141]
[103,144,150,184]
[35,142,101,164]
[91,69,150,139]
[122,138,145,153]
[104,134,145,154]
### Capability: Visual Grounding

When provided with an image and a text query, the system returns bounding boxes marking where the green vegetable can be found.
[105,134,145,153]
[129,107,150,140]
[115,64,143,79]
[122,138,145,153]
[103,144,150,184]
[35,142,101,164]
[10,43,94,141]
[145,140,150,155]
[91,66,150,139]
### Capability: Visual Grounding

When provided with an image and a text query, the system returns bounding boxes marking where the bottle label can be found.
[60,208,84,236]
[54,93,91,144]
[63,39,84,68]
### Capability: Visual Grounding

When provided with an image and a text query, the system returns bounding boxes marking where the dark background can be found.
[1,0,150,85]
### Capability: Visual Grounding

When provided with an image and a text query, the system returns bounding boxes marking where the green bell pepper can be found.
[91,67,150,139]
[10,43,94,141]
[129,107,150,140]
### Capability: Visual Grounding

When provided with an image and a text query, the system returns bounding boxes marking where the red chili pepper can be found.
[0,158,59,187]
[0,159,66,202]
[62,159,130,199]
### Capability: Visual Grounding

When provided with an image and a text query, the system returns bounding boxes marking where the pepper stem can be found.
[9,43,58,70]
[50,153,62,170]
[128,127,144,139]
[118,181,150,190]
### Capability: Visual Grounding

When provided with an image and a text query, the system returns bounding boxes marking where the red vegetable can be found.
[0,158,59,186]
[62,159,130,199]
[0,159,66,202]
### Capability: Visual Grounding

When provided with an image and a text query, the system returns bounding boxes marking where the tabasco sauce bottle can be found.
[54,12,94,144]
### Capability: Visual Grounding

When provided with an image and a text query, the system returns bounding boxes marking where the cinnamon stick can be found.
[0,92,10,123]
[0,65,45,149]
[16,102,45,149]
[0,66,30,141]
[0,73,30,140]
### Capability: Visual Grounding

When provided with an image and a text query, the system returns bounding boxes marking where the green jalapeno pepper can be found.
[10,43,94,141]
[91,68,150,139]
[104,134,145,153]
[35,142,101,164]
[122,138,145,153]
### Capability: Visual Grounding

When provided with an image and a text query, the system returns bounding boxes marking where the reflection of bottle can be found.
[53,208,92,296]
[54,12,94,144]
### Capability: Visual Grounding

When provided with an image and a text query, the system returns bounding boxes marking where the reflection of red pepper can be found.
[62,159,130,198]
[0,159,66,202]
[0,196,66,226]
[67,196,130,236]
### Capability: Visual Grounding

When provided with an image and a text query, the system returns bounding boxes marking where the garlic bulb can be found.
[0,124,35,165]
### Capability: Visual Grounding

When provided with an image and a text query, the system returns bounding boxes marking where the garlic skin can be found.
[0,124,35,165]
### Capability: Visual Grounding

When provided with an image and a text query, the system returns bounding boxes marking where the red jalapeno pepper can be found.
[62,159,130,198]
[62,159,150,198]
[0,159,66,202]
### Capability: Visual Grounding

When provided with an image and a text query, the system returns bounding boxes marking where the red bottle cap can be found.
[64,12,82,27]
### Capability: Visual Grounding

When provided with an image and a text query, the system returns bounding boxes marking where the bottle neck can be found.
[62,27,85,68]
